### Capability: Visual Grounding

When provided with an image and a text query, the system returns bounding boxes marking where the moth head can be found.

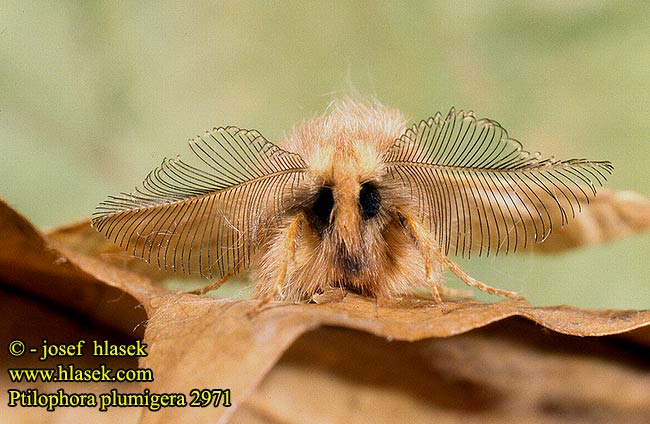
[302,144,390,275]
[304,183,384,275]
[287,101,409,276]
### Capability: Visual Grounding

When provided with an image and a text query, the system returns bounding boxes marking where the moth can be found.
[92,100,612,304]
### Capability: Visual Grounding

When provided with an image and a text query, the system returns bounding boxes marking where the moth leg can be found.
[252,213,304,313]
[399,210,519,301]
[398,211,443,304]
[188,274,231,295]
[438,255,520,299]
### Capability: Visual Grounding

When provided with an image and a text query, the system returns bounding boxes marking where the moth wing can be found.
[92,127,308,278]
[383,109,613,257]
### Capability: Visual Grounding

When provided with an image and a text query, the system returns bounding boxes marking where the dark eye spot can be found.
[312,186,334,226]
[359,183,381,220]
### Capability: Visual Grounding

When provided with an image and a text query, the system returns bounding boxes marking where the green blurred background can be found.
[1,1,648,308]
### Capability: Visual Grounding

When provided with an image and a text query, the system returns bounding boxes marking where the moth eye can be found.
[312,186,335,225]
[359,182,381,220]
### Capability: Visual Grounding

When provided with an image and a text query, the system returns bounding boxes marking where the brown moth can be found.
[92,100,612,303]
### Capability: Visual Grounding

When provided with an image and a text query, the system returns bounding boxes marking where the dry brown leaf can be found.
[140,295,650,423]
[1,197,650,423]
[1,287,142,424]
[238,324,650,423]
[0,199,146,337]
